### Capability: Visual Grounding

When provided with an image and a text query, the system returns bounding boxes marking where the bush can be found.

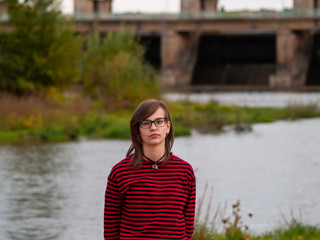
[82,28,161,109]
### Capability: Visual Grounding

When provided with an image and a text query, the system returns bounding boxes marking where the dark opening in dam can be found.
[192,34,276,85]
[307,34,320,85]
[140,36,161,70]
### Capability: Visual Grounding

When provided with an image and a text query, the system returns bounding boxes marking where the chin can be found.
[145,139,164,146]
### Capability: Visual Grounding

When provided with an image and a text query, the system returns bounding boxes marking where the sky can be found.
[62,0,293,14]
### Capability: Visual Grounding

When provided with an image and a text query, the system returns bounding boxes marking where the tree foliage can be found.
[82,28,161,109]
[0,0,83,95]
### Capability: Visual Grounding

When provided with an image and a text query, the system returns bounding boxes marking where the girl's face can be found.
[139,107,170,148]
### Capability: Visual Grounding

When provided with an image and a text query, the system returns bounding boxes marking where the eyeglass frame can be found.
[138,117,168,129]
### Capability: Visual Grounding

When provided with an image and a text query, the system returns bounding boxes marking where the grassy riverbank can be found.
[0,94,319,145]
[193,219,320,240]
[192,198,320,240]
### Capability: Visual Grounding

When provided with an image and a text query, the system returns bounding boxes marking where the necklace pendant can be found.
[152,164,158,173]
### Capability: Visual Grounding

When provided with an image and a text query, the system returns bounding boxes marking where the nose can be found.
[150,121,157,129]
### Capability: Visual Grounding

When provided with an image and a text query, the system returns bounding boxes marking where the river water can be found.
[0,94,320,239]
[164,92,320,107]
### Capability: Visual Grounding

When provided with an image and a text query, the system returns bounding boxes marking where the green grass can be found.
[192,197,320,240]
[0,131,26,144]
[255,219,320,240]
[191,220,320,240]
[168,100,320,133]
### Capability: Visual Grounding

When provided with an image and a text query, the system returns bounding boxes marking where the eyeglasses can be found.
[139,118,168,129]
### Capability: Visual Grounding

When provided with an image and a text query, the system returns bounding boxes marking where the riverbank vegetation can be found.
[1,93,319,145]
[192,194,320,240]
[193,211,320,240]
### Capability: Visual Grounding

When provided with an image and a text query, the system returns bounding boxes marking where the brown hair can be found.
[126,99,174,170]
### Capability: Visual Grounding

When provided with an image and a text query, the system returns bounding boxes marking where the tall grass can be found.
[259,219,320,240]
[0,93,132,143]
[0,93,88,131]
[192,183,227,240]
[169,100,320,133]
[284,103,320,119]
[192,190,320,240]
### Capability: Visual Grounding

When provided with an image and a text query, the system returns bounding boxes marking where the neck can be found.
[143,144,165,162]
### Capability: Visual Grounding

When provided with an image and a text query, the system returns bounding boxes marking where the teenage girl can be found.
[104,99,196,240]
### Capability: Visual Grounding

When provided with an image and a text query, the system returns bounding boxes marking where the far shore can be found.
[1,94,320,145]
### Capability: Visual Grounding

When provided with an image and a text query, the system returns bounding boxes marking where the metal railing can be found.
[73,9,320,21]
[2,9,320,22]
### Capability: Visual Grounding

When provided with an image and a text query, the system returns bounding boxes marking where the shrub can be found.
[82,28,161,109]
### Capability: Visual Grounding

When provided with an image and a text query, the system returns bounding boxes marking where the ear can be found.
[166,120,171,133]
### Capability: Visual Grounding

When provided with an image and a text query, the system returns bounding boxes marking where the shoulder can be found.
[170,154,193,169]
[170,155,195,174]
[108,155,132,179]
[171,154,196,184]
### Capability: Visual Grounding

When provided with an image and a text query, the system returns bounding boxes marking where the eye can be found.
[141,120,150,127]
[155,118,165,125]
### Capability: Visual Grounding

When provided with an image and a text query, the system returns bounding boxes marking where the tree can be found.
[0,0,83,95]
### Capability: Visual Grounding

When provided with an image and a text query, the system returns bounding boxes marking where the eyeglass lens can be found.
[140,118,167,128]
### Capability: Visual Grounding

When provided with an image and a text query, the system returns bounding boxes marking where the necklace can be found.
[143,153,165,173]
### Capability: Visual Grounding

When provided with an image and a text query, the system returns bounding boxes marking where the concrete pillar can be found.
[269,30,313,87]
[269,30,295,87]
[75,0,92,13]
[74,0,112,14]
[161,31,199,87]
[0,1,7,16]
[181,0,218,11]
[181,0,201,11]
[203,0,218,11]
[294,0,314,9]
[291,31,313,86]
[96,0,112,13]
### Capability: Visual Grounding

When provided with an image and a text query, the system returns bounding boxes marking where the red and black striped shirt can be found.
[104,154,196,240]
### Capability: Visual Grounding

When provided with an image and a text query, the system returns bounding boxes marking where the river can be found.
[164,92,320,107]
[0,94,320,239]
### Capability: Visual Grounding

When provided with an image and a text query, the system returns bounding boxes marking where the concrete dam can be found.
[70,0,320,89]
[140,32,320,87]
[2,0,320,89]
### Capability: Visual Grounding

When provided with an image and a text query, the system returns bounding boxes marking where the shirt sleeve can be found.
[104,174,123,240]
[184,169,196,239]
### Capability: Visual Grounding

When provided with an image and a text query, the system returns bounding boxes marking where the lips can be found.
[150,134,160,138]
